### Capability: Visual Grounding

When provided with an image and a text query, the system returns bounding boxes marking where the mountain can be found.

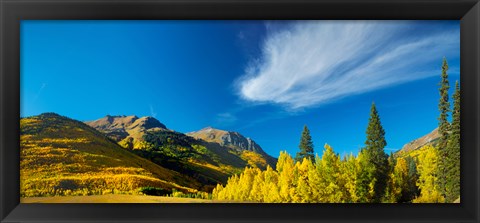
[187,127,277,167]
[86,115,277,191]
[20,113,199,197]
[187,127,263,153]
[85,115,167,149]
[396,128,440,156]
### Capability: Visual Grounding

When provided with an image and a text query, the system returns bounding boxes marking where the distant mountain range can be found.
[21,113,277,196]
[73,114,274,191]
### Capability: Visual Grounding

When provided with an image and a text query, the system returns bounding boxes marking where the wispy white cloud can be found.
[33,83,47,101]
[214,112,238,127]
[149,104,157,118]
[237,21,459,110]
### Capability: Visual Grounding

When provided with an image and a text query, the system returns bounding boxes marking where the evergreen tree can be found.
[445,80,460,202]
[362,102,389,202]
[436,57,450,199]
[384,157,408,203]
[295,125,315,162]
[402,156,419,202]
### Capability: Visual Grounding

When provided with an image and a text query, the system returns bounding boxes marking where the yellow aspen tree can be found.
[308,155,322,202]
[237,167,257,201]
[340,153,358,202]
[296,158,314,202]
[356,150,376,202]
[212,184,223,200]
[263,166,281,202]
[413,145,445,203]
[290,162,302,203]
[250,169,265,202]
[276,151,295,202]
[318,144,343,202]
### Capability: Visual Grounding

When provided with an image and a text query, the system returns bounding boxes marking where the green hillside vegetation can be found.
[20,113,200,197]
[132,130,244,190]
[129,130,272,191]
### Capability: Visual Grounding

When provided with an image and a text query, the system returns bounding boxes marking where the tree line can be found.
[212,58,460,203]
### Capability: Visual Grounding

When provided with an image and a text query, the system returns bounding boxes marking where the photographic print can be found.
[20,20,460,203]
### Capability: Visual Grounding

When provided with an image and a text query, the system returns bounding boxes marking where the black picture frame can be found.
[1,0,479,222]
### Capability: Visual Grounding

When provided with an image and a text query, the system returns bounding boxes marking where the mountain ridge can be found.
[187,126,265,153]
[85,115,277,190]
[187,126,277,167]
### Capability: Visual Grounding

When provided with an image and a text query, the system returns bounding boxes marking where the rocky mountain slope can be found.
[187,127,277,167]
[396,128,440,156]
[85,115,168,149]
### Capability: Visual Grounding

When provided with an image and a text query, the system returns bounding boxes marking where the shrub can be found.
[139,187,171,196]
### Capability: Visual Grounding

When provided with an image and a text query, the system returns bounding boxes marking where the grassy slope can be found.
[21,195,214,203]
[20,113,200,197]
[21,194,248,203]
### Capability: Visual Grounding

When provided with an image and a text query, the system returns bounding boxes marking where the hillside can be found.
[86,116,277,191]
[396,128,440,156]
[20,113,199,197]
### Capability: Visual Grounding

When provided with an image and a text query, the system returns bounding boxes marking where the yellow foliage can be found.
[20,116,199,198]
[412,145,445,203]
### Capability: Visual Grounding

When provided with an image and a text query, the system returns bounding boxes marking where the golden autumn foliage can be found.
[21,114,199,197]
[213,144,355,203]
[412,145,445,203]
[213,143,446,203]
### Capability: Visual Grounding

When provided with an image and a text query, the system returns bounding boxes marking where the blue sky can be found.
[21,20,460,158]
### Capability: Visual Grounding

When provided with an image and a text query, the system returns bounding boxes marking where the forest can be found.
[212,58,461,203]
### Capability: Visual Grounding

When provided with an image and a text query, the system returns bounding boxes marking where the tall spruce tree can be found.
[436,57,450,199]
[363,102,389,202]
[295,125,315,162]
[445,80,460,202]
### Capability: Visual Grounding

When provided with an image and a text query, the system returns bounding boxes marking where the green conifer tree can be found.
[295,125,315,162]
[445,80,460,202]
[437,57,450,199]
[363,102,389,202]
[402,156,419,202]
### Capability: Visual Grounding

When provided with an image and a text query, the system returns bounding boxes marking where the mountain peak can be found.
[187,127,264,154]
[130,116,166,130]
[85,115,167,142]
[88,115,165,129]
